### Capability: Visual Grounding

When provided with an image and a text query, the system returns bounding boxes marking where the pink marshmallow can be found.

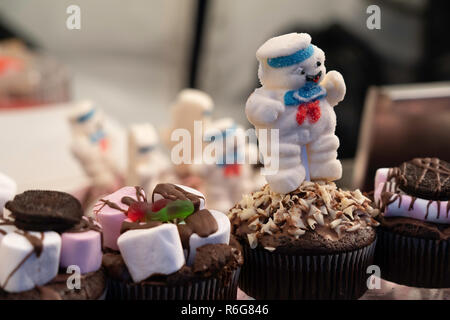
[93,186,145,250]
[375,180,450,224]
[60,230,102,274]
[374,168,389,191]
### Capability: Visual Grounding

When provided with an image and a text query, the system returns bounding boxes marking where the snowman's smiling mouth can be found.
[306,71,322,83]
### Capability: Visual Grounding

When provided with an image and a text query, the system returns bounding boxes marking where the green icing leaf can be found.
[146,200,194,222]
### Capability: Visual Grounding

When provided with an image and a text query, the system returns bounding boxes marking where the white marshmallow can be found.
[0,231,61,293]
[117,224,185,283]
[153,184,206,210]
[0,172,17,215]
[187,210,230,265]
[0,218,17,243]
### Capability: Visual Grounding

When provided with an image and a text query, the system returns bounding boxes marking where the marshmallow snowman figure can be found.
[127,123,171,194]
[195,118,253,212]
[68,100,121,192]
[246,33,346,194]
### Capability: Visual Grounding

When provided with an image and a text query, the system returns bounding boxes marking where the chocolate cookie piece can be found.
[5,190,83,232]
[394,158,450,201]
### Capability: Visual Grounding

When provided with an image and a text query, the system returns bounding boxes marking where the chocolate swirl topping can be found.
[229,181,380,251]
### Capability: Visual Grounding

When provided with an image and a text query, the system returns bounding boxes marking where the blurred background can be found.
[0,0,449,192]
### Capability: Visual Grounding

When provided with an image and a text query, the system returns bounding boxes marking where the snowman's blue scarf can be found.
[89,129,106,143]
[77,108,96,123]
[284,82,327,106]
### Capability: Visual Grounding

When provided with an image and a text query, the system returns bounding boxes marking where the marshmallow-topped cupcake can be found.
[0,190,105,300]
[374,157,450,288]
[96,183,242,300]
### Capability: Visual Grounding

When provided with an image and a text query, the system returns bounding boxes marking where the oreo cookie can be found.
[395,158,450,201]
[5,190,83,232]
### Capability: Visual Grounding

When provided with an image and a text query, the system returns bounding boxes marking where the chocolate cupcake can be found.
[0,190,105,300]
[229,181,379,300]
[94,183,242,300]
[374,158,450,288]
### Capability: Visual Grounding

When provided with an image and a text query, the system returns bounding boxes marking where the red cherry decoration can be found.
[151,198,172,212]
[127,202,152,222]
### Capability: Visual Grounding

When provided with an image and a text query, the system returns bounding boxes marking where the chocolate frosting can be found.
[102,241,243,285]
[0,269,106,300]
[120,221,162,234]
[378,216,450,241]
[185,209,218,237]
[94,186,146,217]
[177,224,193,249]
[152,183,204,211]
[121,196,136,206]
[94,199,127,214]
[65,216,101,234]
[36,286,62,300]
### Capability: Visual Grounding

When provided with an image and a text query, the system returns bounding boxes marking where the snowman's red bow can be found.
[296,100,321,125]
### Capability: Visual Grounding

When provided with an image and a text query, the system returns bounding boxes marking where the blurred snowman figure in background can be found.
[162,88,214,189]
[127,123,171,194]
[194,118,254,212]
[68,100,122,205]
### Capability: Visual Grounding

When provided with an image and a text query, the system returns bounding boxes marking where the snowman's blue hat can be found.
[267,44,314,68]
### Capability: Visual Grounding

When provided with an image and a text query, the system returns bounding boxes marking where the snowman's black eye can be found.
[316,61,321,67]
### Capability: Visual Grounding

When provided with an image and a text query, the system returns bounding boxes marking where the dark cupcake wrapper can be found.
[106,268,240,300]
[375,228,449,288]
[97,289,107,300]
[239,240,377,300]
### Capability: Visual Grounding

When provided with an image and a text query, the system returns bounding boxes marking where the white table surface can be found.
[0,102,126,193]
